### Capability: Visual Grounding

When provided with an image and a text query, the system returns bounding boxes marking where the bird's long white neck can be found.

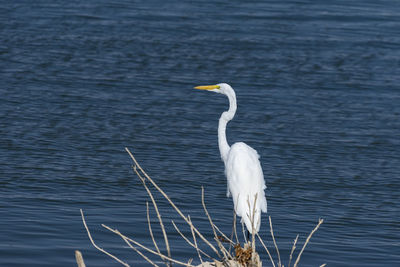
[218,88,237,163]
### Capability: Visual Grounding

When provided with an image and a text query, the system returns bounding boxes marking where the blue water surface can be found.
[1,1,400,266]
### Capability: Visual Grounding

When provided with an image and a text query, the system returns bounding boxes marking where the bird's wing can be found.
[225,142,267,232]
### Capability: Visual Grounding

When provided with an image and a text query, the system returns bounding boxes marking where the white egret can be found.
[194,83,267,234]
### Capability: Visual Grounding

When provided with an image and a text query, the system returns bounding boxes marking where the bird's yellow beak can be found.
[194,85,220,90]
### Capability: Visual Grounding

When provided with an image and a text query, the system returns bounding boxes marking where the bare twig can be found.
[80,209,130,267]
[75,250,86,267]
[188,216,203,265]
[256,233,276,267]
[251,194,258,253]
[293,218,324,267]
[125,147,221,257]
[133,166,171,266]
[201,186,231,260]
[146,202,161,256]
[245,193,258,265]
[171,221,213,260]
[103,224,195,267]
[213,224,234,245]
[269,216,281,267]
[78,147,326,267]
[120,234,160,267]
[288,235,299,267]
[81,147,326,267]
[242,221,247,244]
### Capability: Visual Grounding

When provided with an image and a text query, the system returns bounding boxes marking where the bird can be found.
[194,83,267,234]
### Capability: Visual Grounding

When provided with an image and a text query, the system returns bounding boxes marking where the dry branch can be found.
[288,234,299,267]
[146,202,162,256]
[269,216,281,267]
[171,220,213,260]
[102,224,195,267]
[256,233,276,267]
[133,166,171,266]
[293,218,324,267]
[75,250,86,267]
[201,186,232,261]
[79,147,325,267]
[80,209,130,267]
[188,216,204,265]
[126,148,221,258]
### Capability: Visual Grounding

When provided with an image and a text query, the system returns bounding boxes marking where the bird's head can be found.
[194,83,232,95]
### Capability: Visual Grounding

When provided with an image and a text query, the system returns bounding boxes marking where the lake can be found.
[1,0,400,266]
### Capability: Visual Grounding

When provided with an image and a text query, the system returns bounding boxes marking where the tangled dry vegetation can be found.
[76,148,325,267]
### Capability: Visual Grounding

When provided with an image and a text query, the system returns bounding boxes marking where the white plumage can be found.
[226,142,267,233]
[195,83,267,234]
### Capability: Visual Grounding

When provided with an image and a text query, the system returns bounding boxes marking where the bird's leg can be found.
[229,211,235,253]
